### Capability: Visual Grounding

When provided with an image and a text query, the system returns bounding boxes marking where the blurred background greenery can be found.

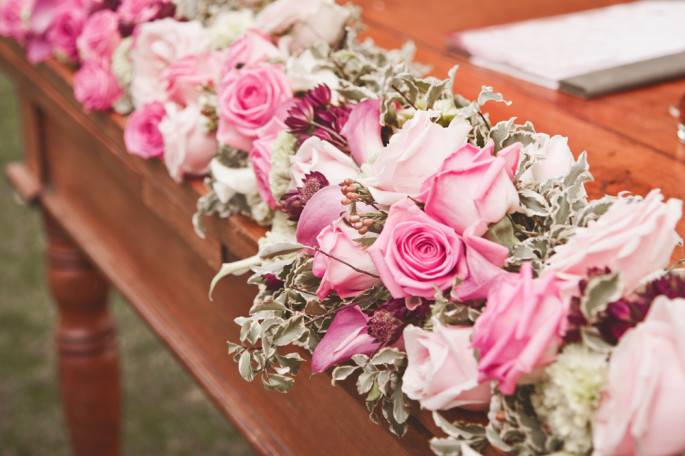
[0,71,254,455]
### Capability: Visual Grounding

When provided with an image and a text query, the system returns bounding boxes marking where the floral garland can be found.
[3,1,685,455]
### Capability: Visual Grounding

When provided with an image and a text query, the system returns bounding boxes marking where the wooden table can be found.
[3,1,684,455]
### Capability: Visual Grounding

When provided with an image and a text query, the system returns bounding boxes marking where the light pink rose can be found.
[362,110,471,206]
[520,134,575,185]
[402,322,492,411]
[216,63,291,152]
[341,99,384,166]
[158,103,217,182]
[124,101,165,159]
[471,263,566,395]
[0,0,32,42]
[222,28,282,72]
[289,136,359,189]
[248,100,293,208]
[547,189,682,298]
[160,51,225,106]
[255,0,350,53]
[419,140,520,237]
[46,1,86,62]
[73,61,123,111]
[367,198,469,301]
[593,296,685,456]
[312,216,382,300]
[76,9,120,63]
[129,19,212,109]
[311,305,380,374]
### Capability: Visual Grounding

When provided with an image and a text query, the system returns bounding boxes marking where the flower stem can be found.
[311,246,381,279]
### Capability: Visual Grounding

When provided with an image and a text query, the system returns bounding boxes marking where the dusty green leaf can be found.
[272,315,306,346]
[331,365,359,384]
[580,271,622,323]
[238,351,254,382]
[357,371,376,394]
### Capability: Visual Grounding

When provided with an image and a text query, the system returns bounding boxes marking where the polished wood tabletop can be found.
[2,1,683,455]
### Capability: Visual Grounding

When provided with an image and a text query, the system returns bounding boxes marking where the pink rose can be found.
[222,28,282,72]
[73,61,123,111]
[341,99,384,166]
[129,19,212,109]
[248,100,293,208]
[255,0,350,53]
[124,101,165,159]
[367,198,469,301]
[160,51,225,106]
[593,296,685,456]
[0,0,32,42]
[312,216,382,300]
[25,0,55,63]
[311,305,380,374]
[402,322,492,411]
[289,137,359,189]
[419,140,520,237]
[547,189,682,298]
[76,9,120,62]
[46,1,86,62]
[216,63,291,152]
[116,0,171,25]
[471,263,566,395]
[158,103,217,182]
[362,110,471,206]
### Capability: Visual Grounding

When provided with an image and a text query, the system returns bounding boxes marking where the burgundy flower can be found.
[279,172,329,221]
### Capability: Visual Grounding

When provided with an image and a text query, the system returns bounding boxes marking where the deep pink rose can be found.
[362,110,471,206]
[0,0,32,42]
[402,322,492,411]
[341,99,384,166]
[367,198,469,301]
[160,50,225,106]
[311,305,380,374]
[248,100,293,208]
[289,136,359,189]
[419,140,520,237]
[158,103,217,182]
[216,63,291,152]
[255,0,350,53]
[46,1,86,62]
[593,296,685,456]
[124,101,165,159]
[471,263,566,395]
[547,189,682,300]
[222,28,282,72]
[312,216,382,300]
[128,18,212,109]
[76,9,120,62]
[73,61,123,111]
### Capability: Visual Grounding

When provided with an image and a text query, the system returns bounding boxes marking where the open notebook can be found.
[447,1,685,97]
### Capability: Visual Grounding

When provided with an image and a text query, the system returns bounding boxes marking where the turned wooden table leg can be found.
[43,213,121,456]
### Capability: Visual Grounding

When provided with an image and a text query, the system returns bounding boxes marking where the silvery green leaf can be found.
[391,386,410,425]
[477,86,511,106]
[351,354,369,366]
[250,301,288,315]
[262,374,294,393]
[484,217,518,251]
[382,397,408,436]
[366,382,382,402]
[238,351,255,382]
[258,241,305,260]
[370,347,403,366]
[331,365,359,384]
[518,190,550,216]
[304,299,327,316]
[357,371,376,394]
[377,370,392,396]
[429,438,465,456]
[578,197,615,227]
[227,342,241,355]
[432,412,486,439]
[580,271,622,323]
[489,118,516,150]
[246,320,262,345]
[581,327,613,354]
[553,195,571,225]
[272,315,306,346]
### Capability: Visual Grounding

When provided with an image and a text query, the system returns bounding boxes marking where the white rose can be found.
[208,9,255,50]
[520,134,575,185]
[285,47,339,93]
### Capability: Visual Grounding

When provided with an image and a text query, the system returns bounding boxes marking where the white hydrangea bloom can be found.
[208,9,256,49]
[111,36,133,90]
[531,344,608,454]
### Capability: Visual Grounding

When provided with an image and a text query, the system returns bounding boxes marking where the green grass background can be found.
[0,71,254,455]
